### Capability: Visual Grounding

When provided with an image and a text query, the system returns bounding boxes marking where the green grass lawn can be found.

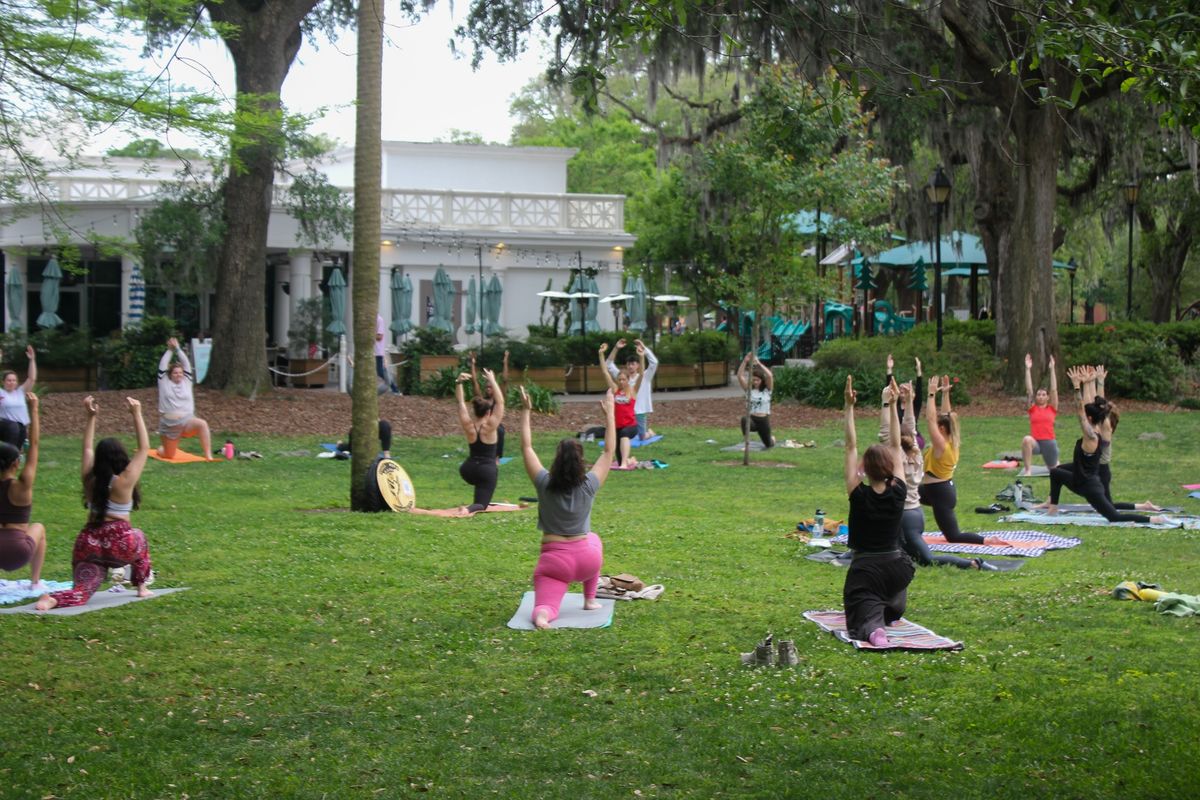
[2,410,1198,799]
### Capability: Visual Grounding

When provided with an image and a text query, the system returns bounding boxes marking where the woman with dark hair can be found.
[1087,366,1160,513]
[455,367,505,513]
[0,391,47,587]
[737,353,776,448]
[884,353,925,448]
[1020,352,1060,476]
[599,342,643,467]
[0,345,37,447]
[36,395,152,610]
[1040,366,1169,523]
[519,384,615,629]
[469,350,509,460]
[842,375,914,646]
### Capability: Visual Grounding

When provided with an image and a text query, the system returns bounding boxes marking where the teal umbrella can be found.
[5,266,23,330]
[431,267,454,332]
[326,267,347,335]
[481,274,501,335]
[627,276,647,333]
[390,272,412,336]
[464,276,478,334]
[36,257,63,328]
[584,274,601,333]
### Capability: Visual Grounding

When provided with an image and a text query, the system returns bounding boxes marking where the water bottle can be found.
[223,440,235,460]
[814,508,825,534]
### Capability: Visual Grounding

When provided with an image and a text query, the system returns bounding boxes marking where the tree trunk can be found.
[1143,209,1195,323]
[350,0,385,510]
[203,0,318,394]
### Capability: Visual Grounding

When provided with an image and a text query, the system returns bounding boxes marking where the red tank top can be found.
[614,391,636,428]
[1028,404,1057,440]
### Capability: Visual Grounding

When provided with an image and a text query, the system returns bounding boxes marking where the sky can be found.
[99,4,551,154]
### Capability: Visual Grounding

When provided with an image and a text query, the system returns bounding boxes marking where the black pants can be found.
[843,550,915,641]
[338,420,392,454]
[1098,463,1135,509]
[899,507,976,568]
[918,479,985,544]
[459,456,498,512]
[1050,464,1149,523]
[495,424,506,460]
[615,425,638,464]
[741,415,774,448]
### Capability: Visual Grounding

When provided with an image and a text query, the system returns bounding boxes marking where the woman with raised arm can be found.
[599,342,644,467]
[0,345,37,448]
[737,353,776,448]
[156,337,213,460]
[1020,353,1060,476]
[843,375,914,647]
[881,381,990,570]
[519,385,615,629]
[455,367,505,513]
[1087,366,1160,513]
[36,396,153,610]
[0,392,48,587]
[1041,366,1168,524]
[884,353,925,448]
[470,350,509,460]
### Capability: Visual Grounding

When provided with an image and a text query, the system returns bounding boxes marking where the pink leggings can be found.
[532,533,603,624]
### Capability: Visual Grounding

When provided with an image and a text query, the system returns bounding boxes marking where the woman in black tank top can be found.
[455,368,505,513]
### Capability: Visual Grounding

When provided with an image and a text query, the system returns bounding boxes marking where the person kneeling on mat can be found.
[519,385,614,629]
[336,419,393,459]
[156,337,213,461]
[455,368,504,512]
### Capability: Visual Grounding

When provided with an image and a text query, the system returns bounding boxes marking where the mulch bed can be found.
[35,385,1180,438]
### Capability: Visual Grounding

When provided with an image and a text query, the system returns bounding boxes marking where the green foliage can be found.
[813,332,998,384]
[287,297,336,357]
[651,331,739,365]
[397,328,457,392]
[418,365,463,398]
[1062,334,1186,403]
[508,381,561,415]
[107,139,204,160]
[134,163,225,294]
[97,316,179,389]
[1,327,96,368]
[281,134,353,252]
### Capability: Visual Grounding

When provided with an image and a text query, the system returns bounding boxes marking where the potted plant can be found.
[287,297,329,388]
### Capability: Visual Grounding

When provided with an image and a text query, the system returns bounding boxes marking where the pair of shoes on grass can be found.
[740,633,799,667]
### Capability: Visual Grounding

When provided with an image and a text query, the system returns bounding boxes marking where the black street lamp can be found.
[1067,257,1077,325]
[925,165,952,351]
[1124,179,1139,319]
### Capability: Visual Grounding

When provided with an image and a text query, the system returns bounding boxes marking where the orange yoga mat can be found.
[148,450,215,464]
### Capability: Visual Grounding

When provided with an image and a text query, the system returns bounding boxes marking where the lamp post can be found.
[925,165,952,351]
[1068,257,1077,325]
[476,244,485,351]
[1124,179,1139,319]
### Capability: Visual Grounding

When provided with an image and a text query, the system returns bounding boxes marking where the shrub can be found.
[507,381,560,415]
[813,332,997,383]
[98,316,178,389]
[1,327,98,369]
[653,331,739,365]
[397,328,456,392]
[1062,335,1185,402]
[775,363,973,409]
[418,365,462,398]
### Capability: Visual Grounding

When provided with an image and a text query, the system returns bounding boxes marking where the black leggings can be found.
[899,507,976,568]
[843,551,915,641]
[1098,463,1136,510]
[917,479,985,544]
[615,425,638,464]
[741,415,774,448]
[339,420,392,454]
[459,457,498,512]
[1050,465,1149,523]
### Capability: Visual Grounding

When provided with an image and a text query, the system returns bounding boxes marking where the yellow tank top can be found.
[924,440,959,480]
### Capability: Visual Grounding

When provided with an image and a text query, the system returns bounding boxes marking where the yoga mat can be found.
[506,591,615,630]
[596,434,663,449]
[983,460,1019,469]
[407,502,530,518]
[830,529,1081,557]
[1002,511,1199,530]
[720,441,768,452]
[803,549,1024,571]
[1025,502,1184,515]
[1190,491,1200,500]
[148,450,212,464]
[0,587,189,616]
[0,579,72,605]
[803,610,963,651]
[1180,483,1200,491]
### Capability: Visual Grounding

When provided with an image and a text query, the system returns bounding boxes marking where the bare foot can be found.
[137,585,155,599]
[1150,515,1171,525]
[984,535,1013,547]
[1137,501,1163,512]
[583,600,602,611]
[34,594,57,611]
[1042,505,1059,516]
[533,610,552,630]
[1020,470,1032,477]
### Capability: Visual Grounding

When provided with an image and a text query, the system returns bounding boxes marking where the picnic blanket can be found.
[803,610,963,651]
[406,502,530,518]
[0,587,189,616]
[506,592,615,630]
[147,450,212,464]
[803,549,1025,571]
[1001,511,1199,530]
[0,579,72,605]
[830,529,1081,557]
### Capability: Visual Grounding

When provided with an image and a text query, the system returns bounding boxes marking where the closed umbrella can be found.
[36,257,63,328]
[484,274,504,335]
[627,276,647,333]
[464,276,478,334]
[584,274,601,333]
[389,272,413,336]
[431,267,454,332]
[325,267,347,335]
[128,262,145,325]
[5,266,23,331]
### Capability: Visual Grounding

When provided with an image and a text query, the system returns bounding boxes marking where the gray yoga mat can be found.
[0,587,189,616]
[721,441,768,452]
[506,591,615,630]
[804,549,1024,571]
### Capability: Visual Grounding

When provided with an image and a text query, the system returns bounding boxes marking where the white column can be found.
[119,254,136,327]
[378,263,392,337]
[288,251,313,354]
[2,251,28,332]
[274,262,291,346]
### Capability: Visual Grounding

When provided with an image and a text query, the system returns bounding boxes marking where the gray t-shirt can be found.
[534,469,600,535]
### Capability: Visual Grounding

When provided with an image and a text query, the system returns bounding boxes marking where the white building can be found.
[0,141,635,347]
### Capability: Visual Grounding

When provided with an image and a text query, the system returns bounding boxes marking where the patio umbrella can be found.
[389,272,412,336]
[627,276,647,333]
[584,274,602,333]
[5,266,23,331]
[431,267,454,332]
[325,266,347,335]
[128,262,145,325]
[36,257,63,328]
[464,276,478,334]
[484,274,504,335]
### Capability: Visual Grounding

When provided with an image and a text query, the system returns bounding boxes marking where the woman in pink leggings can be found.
[37,396,152,610]
[518,386,616,629]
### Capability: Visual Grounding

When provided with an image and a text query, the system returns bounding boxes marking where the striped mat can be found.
[830,529,1081,557]
[1003,511,1199,530]
[803,610,963,651]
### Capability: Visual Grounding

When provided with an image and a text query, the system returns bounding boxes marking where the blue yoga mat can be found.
[596,434,663,449]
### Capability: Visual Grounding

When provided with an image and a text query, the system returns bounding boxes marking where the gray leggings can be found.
[899,508,977,569]
[1031,438,1060,468]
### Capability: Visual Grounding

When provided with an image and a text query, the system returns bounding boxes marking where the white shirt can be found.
[749,387,771,416]
[0,388,29,424]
